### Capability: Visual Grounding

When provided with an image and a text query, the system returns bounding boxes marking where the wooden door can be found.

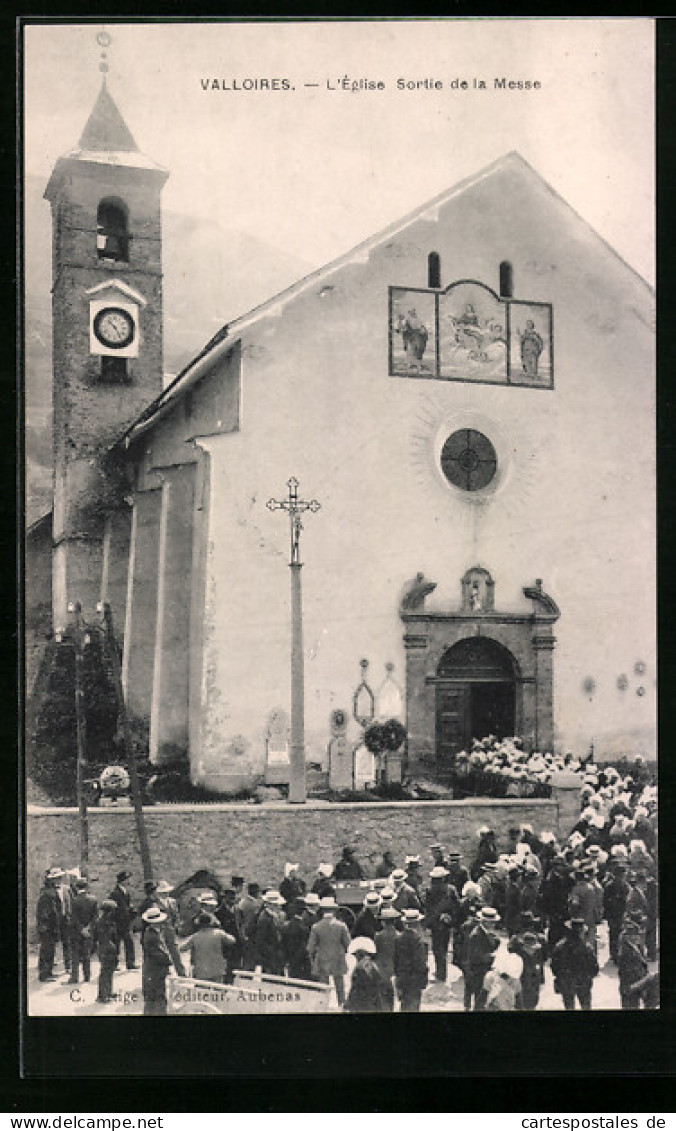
[435,683,470,773]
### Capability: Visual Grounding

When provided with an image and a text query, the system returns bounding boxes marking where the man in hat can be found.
[617,914,649,1009]
[429,844,450,873]
[471,827,498,881]
[141,907,172,1015]
[455,884,482,991]
[424,867,458,983]
[541,855,574,949]
[465,907,501,1011]
[281,900,312,981]
[231,875,245,902]
[138,880,161,942]
[108,869,138,970]
[625,864,658,961]
[345,937,389,1013]
[405,855,424,894]
[56,868,77,976]
[308,896,351,1006]
[515,859,542,925]
[236,882,263,970]
[334,846,366,881]
[445,851,470,897]
[391,869,422,915]
[214,888,243,982]
[375,850,397,878]
[152,880,186,978]
[253,891,286,976]
[353,891,383,941]
[550,918,599,1010]
[36,868,62,981]
[179,911,236,983]
[280,863,306,911]
[477,862,500,909]
[94,899,119,1004]
[300,892,322,933]
[603,859,631,964]
[67,877,98,984]
[311,864,336,900]
[374,906,400,1011]
[508,917,547,1010]
[394,908,429,1012]
[568,861,603,953]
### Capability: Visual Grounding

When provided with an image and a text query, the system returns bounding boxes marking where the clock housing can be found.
[89,291,142,358]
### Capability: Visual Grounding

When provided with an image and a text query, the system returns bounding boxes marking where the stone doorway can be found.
[400,569,559,782]
[435,637,517,775]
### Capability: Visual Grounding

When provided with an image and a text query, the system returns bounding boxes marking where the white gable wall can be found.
[195,159,654,782]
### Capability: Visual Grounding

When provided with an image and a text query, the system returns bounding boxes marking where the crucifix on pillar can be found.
[267,477,321,803]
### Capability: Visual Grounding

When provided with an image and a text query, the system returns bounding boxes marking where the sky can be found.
[23,18,655,284]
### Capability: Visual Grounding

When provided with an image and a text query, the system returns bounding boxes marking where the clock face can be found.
[93,306,135,350]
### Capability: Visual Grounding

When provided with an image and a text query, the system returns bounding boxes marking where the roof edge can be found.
[118,150,654,445]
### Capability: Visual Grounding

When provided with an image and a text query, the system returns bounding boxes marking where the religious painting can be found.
[508,301,553,387]
[389,287,437,377]
[438,282,508,383]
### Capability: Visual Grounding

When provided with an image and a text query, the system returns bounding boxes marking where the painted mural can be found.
[508,300,553,386]
[389,288,437,376]
[389,282,553,388]
[439,282,507,382]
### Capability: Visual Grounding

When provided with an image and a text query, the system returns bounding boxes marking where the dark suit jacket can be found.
[36,887,60,938]
[253,908,284,975]
[394,927,428,990]
[70,892,98,935]
[108,884,135,932]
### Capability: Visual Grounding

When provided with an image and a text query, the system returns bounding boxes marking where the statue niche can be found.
[461,567,495,613]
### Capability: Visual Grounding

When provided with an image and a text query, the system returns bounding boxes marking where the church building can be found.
[27,78,656,795]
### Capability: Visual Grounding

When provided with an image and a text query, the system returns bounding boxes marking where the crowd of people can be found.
[34,759,658,1014]
[455,737,653,797]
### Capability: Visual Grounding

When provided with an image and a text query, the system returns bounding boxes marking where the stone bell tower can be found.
[44,41,169,628]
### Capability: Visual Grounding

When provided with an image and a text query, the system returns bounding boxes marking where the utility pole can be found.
[267,477,321,804]
[98,601,154,883]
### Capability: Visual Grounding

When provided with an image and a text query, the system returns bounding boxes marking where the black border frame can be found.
[7,8,675,1108]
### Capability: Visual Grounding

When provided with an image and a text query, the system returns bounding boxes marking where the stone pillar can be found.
[149,466,196,765]
[519,677,538,752]
[533,631,556,752]
[100,508,132,640]
[122,488,161,722]
[403,632,433,777]
[550,771,581,840]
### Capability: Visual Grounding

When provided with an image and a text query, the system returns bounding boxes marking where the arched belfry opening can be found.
[97,197,129,262]
[400,569,560,782]
[435,637,517,768]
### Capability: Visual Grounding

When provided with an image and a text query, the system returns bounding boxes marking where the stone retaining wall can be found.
[26,795,566,935]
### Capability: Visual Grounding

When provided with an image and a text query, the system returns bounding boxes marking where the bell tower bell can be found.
[44,57,169,628]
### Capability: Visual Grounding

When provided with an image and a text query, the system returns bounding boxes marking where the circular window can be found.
[440,429,497,492]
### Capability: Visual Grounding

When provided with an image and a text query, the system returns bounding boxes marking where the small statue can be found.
[470,581,483,611]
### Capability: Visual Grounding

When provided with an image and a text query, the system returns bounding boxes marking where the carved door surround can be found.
[400,570,559,780]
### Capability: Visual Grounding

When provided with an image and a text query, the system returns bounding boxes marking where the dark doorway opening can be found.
[434,637,517,774]
[471,680,515,741]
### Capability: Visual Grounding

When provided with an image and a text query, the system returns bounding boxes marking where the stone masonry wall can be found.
[26,796,562,937]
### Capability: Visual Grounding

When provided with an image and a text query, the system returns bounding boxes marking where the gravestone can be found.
[264,707,290,785]
[354,742,376,790]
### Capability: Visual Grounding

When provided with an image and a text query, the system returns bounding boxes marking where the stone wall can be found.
[26,795,564,936]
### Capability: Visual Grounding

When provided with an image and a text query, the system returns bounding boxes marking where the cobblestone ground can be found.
[28,923,655,1016]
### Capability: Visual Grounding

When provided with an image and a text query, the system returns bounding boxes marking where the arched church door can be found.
[435,637,516,771]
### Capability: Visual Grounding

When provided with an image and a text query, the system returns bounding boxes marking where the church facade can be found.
[27,82,656,794]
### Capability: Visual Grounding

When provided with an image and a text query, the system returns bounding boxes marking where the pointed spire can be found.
[77,82,138,152]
